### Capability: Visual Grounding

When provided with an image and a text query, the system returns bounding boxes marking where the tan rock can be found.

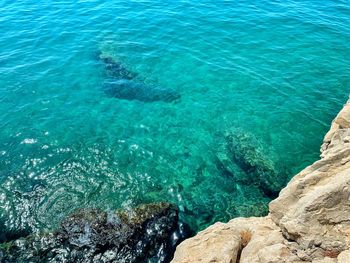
[312,258,337,263]
[270,100,350,252]
[171,221,241,263]
[337,249,350,263]
[172,216,300,263]
[172,99,350,263]
[174,217,267,263]
[321,100,350,155]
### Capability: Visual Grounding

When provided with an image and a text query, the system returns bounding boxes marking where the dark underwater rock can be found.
[98,53,181,103]
[0,219,31,244]
[100,56,138,80]
[215,130,287,198]
[0,202,184,263]
[103,79,181,103]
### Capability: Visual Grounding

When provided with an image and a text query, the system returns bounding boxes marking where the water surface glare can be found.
[0,0,349,235]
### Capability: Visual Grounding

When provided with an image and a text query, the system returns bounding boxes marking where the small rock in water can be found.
[0,202,187,263]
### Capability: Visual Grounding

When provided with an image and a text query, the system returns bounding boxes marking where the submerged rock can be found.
[172,99,350,263]
[0,202,185,263]
[103,79,181,103]
[100,56,138,80]
[215,129,286,198]
[0,219,31,244]
[98,52,181,103]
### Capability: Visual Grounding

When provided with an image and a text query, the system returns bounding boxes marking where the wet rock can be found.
[0,202,184,263]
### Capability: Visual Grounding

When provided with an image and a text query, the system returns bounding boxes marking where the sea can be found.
[0,0,349,237]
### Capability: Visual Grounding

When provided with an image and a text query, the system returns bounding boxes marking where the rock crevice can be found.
[172,99,350,263]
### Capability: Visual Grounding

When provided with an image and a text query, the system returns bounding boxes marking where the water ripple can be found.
[0,0,349,236]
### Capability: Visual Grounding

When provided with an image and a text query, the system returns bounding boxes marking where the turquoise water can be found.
[0,0,349,237]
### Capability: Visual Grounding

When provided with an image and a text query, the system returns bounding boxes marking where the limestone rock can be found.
[172,99,350,263]
[270,99,350,253]
[337,250,350,263]
[172,217,299,263]
[171,221,241,263]
[322,100,350,153]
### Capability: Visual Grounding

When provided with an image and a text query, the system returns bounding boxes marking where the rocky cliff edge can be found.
[172,99,350,263]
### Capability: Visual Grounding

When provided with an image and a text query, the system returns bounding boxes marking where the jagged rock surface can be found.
[172,99,350,263]
[0,202,183,263]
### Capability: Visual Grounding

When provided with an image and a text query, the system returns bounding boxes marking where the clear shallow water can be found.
[0,0,349,236]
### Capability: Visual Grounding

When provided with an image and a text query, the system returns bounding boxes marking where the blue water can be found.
[0,0,349,236]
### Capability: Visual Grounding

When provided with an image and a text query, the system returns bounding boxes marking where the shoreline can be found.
[172,99,350,263]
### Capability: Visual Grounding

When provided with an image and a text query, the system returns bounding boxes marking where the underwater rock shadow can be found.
[98,52,181,103]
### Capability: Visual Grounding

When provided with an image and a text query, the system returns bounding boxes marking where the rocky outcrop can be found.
[172,99,350,263]
[0,202,185,263]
